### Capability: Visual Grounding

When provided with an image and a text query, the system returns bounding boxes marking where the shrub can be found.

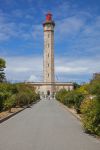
[0,83,40,111]
[63,91,75,107]
[56,88,86,112]
[4,95,16,112]
[80,98,100,136]
[74,91,85,113]
[73,85,89,113]
[55,89,67,103]
[0,91,12,111]
[16,92,30,107]
[89,75,100,98]
[0,83,17,111]
[15,84,40,107]
[0,92,4,111]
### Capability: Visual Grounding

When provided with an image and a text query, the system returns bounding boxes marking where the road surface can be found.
[0,99,100,150]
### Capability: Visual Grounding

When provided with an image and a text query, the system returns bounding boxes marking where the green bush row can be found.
[55,81,100,136]
[81,98,100,136]
[80,76,100,136]
[0,83,40,112]
[55,87,86,113]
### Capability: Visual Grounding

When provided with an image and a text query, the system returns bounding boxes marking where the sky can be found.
[0,0,100,83]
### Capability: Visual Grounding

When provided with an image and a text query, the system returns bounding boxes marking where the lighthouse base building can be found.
[28,13,74,98]
[29,82,73,98]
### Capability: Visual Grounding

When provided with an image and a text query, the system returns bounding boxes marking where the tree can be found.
[73,82,80,89]
[0,58,6,82]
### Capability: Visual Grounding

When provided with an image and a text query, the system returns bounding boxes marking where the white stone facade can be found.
[28,82,74,98]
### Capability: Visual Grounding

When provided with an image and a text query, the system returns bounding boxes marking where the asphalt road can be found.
[0,99,100,150]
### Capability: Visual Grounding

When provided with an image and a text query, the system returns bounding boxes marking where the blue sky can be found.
[0,0,100,83]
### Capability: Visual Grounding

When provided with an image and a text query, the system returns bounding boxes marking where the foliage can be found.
[73,82,80,89]
[55,86,87,112]
[80,98,100,136]
[4,95,16,112]
[63,91,75,107]
[0,92,5,111]
[0,58,6,82]
[0,83,18,94]
[89,75,100,98]
[0,91,11,111]
[0,83,40,111]
[15,83,39,106]
[73,86,89,113]
[0,58,40,112]
[55,89,68,103]
[74,91,85,113]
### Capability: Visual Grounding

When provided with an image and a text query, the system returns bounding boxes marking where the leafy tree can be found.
[0,58,6,82]
[73,82,80,89]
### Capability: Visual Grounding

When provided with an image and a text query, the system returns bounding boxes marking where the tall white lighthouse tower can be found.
[43,12,55,96]
[28,13,74,97]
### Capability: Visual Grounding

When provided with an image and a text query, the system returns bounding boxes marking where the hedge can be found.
[0,83,40,112]
[80,98,100,136]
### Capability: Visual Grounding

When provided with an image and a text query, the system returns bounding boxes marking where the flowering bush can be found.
[80,98,100,136]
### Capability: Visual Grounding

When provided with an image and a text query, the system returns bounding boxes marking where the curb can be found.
[66,106,81,121]
[0,99,40,124]
[57,100,81,121]
[0,108,25,124]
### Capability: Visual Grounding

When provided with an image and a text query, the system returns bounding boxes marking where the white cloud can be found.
[55,56,100,75]
[56,66,88,74]
[7,67,31,73]
[5,56,43,82]
[2,54,100,83]
[0,11,33,42]
[56,16,84,38]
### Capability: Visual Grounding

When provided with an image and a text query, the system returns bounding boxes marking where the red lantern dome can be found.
[43,12,55,27]
[46,12,52,21]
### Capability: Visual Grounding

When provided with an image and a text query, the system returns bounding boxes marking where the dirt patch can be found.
[0,108,23,120]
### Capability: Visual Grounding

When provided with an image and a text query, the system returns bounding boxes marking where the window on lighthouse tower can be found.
[48,43,49,48]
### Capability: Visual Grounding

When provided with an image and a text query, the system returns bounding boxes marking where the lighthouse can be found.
[43,12,55,96]
[28,13,74,98]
